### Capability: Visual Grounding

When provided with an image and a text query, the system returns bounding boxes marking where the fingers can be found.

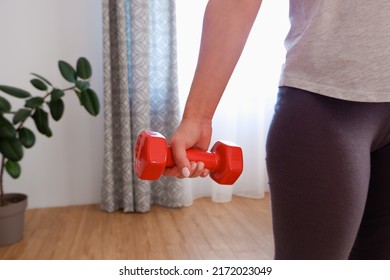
[190,161,203,178]
[162,118,213,180]
[164,161,210,178]
[170,137,191,177]
[189,162,210,178]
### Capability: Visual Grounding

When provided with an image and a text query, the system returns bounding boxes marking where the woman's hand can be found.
[164,118,212,179]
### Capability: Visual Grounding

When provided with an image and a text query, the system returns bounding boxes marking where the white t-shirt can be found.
[280,1,390,102]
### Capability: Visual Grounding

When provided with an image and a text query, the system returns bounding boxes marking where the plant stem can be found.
[62,86,76,92]
[0,156,5,206]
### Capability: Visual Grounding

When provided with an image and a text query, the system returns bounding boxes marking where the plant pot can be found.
[0,193,28,247]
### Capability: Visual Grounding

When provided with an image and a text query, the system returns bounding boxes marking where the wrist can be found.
[182,90,217,126]
[182,110,213,128]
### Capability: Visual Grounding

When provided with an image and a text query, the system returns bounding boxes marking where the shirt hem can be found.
[279,78,390,103]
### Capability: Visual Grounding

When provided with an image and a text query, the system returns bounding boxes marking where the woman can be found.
[165,0,390,259]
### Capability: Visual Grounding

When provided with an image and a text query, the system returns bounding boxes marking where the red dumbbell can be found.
[134,130,243,185]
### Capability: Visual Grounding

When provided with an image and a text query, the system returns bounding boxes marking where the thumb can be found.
[170,139,191,178]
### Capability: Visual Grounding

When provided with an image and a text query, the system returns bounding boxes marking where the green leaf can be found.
[32,108,52,137]
[13,108,31,124]
[0,96,11,112]
[30,78,48,91]
[49,99,65,121]
[30,73,52,86]
[75,80,90,92]
[0,85,31,98]
[58,60,77,83]
[5,160,21,179]
[76,57,92,79]
[0,137,23,162]
[0,114,16,139]
[19,127,35,148]
[50,89,65,102]
[25,96,44,108]
[80,89,100,116]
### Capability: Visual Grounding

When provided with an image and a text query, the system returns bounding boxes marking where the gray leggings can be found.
[266,87,390,259]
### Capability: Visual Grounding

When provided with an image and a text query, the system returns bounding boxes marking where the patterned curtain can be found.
[102,0,182,213]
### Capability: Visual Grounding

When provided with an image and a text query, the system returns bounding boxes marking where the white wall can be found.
[0,0,104,208]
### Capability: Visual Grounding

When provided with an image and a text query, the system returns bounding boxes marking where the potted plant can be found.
[0,57,100,246]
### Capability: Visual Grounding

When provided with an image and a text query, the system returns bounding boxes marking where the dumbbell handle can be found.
[165,147,219,170]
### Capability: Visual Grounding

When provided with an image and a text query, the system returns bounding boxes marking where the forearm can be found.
[182,0,262,124]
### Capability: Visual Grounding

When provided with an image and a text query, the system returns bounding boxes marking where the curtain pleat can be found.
[102,0,182,213]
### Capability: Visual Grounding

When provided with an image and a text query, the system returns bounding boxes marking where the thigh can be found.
[349,143,390,259]
[266,87,371,259]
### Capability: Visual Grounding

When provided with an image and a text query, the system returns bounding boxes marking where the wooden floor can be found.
[0,194,274,260]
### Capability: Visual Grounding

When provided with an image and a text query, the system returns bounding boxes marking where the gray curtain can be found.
[102,0,182,213]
